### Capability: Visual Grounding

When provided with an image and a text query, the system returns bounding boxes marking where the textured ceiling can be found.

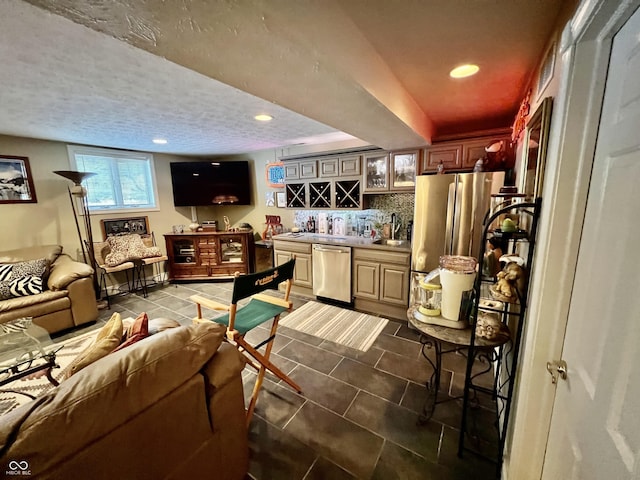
[0,0,569,156]
[0,0,347,155]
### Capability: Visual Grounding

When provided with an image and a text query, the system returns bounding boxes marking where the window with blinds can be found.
[66,145,159,213]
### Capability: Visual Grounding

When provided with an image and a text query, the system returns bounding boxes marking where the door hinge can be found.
[546,359,568,384]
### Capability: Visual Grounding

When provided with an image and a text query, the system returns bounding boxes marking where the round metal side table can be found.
[407,306,510,424]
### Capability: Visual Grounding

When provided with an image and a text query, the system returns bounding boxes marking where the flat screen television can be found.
[170,161,252,206]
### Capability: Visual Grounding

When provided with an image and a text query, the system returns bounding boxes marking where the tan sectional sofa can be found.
[0,245,98,333]
[0,322,249,479]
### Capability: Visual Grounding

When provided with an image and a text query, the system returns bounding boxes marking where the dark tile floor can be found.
[78,279,499,480]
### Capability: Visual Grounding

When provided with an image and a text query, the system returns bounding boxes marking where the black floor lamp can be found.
[53,170,100,298]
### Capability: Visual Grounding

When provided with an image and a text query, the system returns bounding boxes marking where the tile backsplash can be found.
[293,193,414,240]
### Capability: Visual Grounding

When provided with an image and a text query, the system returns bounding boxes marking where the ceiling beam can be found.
[25,0,434,149]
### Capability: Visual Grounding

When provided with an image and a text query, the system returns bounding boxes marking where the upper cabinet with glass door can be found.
[363,151,390,193]
[390,150,419,192]
[363,149,417,193]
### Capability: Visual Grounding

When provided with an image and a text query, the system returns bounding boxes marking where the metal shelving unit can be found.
[458,197,542,476]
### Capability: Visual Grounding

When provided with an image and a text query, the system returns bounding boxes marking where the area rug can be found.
[280,301,388,352]
[0,324,107,416]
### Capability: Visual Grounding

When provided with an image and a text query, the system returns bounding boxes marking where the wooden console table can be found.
[164,231,255,281]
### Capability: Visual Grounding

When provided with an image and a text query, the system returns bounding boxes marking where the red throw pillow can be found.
[114,312,149,352]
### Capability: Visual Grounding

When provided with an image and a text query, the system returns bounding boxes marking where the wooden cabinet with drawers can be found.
[420,131,512,173]
[421,144,463,172]
[164,231,255,281]
[273,239,313,296]
[352,247,410,320]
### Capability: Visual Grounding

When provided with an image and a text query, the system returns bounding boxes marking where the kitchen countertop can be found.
[272,232,412,252]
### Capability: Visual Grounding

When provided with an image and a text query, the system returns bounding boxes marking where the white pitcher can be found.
[438,255,477,321]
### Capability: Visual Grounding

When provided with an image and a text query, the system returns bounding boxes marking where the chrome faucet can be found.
[391,214,400,240]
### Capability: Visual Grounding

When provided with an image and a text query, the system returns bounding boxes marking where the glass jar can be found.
[418,281,441,317]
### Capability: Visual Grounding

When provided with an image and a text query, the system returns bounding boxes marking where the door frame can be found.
[504,1,640,479]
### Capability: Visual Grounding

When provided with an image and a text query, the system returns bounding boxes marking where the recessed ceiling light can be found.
[152,138,168,144]
[254,114,273,122]
[449,64,480,78]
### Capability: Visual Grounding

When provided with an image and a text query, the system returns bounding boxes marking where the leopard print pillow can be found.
[104,234,162,267]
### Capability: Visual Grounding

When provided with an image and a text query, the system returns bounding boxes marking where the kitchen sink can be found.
[373,239,410,247]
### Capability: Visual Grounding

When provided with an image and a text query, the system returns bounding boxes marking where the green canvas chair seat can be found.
[209,299,288,335]
[191,258,301,425]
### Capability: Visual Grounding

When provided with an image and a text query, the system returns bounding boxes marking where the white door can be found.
[542,7,640,479]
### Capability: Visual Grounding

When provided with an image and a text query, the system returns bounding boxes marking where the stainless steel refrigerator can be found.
[410,172,504,304]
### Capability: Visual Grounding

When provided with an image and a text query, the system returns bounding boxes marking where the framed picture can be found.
[0,155,37,204]
[390,151,418,189]
[101,216,150,239]
[265,191,275,207]
[276,191,286,208]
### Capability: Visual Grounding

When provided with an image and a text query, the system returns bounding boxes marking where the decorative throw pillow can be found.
[9,275,43,297]
[0,258,49,300]
[104,234,162,267]
[66,312,123,378]
[10,258,49,279]
[148,317,181,335]
[114,312,149,352]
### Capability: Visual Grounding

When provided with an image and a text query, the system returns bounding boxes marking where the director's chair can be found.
[191,258,302,424]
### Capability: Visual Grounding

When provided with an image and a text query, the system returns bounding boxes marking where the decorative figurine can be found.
[490,262,526,303]
[475,312,509,341]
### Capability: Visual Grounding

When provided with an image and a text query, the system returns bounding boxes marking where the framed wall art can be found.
[276,191,286,208]
[101,216,150,239]
[265,191,275,207]
[0,155,37,204]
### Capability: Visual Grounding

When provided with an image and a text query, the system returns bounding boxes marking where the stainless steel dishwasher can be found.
[312,244,352,303]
